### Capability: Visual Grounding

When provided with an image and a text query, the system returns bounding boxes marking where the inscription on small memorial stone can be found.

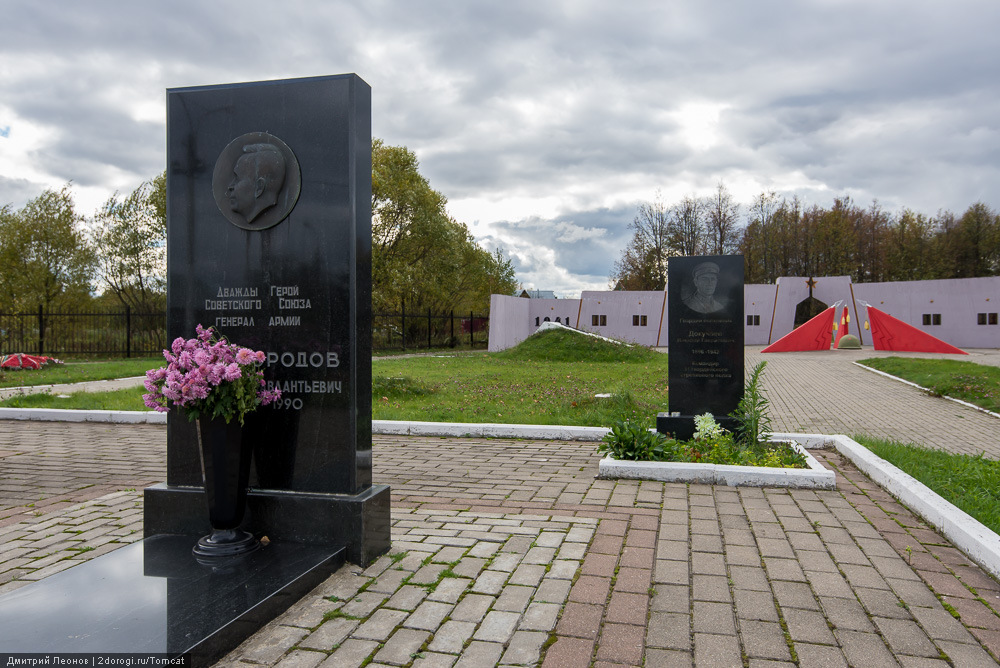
[658,254,744,440]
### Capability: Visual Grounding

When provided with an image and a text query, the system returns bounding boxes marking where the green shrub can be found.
[598,418,674,461]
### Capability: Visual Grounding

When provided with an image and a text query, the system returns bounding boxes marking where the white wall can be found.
[854,278,1000,349]
[768,276,861,345]
[579,291,667,346]
[487,295,531,352]
[745,284,777,345]
[487,276,1000,351]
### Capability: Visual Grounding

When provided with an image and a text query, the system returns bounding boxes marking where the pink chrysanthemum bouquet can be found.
[144,324,281,424]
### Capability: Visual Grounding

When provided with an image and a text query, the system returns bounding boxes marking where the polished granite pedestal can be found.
[0,534,344,664]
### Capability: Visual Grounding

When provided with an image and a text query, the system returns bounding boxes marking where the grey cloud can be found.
[0,176,49,209]
[2,0,999,291]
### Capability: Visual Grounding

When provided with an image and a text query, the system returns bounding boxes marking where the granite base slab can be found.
[144,483,390,567]
[0,534,344,664]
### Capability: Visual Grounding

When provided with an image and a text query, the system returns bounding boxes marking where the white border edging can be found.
[829,433,1000,582]
[0,410,610,440]
[853,361,1000,420]
[372,419,609,441]
[597,440,836,489]
[0,407,167,424]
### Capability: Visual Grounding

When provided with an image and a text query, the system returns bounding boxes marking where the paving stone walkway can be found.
[1,348,1000,665]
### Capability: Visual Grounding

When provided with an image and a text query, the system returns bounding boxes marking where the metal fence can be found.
[0,307,167,358]
[373,308,489,352]
[0,307,488,357]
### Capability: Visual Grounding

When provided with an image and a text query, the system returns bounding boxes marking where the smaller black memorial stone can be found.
[658,255,744,441]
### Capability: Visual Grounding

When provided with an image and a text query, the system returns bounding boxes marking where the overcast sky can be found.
[2,1,998,297]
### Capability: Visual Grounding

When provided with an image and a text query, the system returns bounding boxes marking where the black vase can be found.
[192,415,260,558]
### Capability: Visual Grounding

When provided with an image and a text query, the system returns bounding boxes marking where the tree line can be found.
[0,140,516,316]
[611,184,1000,289]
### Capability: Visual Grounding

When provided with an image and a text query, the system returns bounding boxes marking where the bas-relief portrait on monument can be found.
[212,131,301,231]
[681,260,727,314]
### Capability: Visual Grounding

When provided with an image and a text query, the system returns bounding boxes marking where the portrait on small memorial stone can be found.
[212,131,301,231]
[681,261,726,314]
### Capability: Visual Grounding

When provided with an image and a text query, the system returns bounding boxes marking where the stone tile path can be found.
[2,348,1000,665]
[747,346,1000,458]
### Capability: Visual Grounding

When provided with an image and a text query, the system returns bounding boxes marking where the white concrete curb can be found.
[0,410,610,440]
[828,433,1000,582]
[853,361,1000,420]
[0,407,167,423]
[372,419,609,441]
[597,440,836,489]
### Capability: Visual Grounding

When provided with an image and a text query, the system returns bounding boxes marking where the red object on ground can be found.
[762,307,836,353]
[866,307,968,354]
[833,307,849,349]
[0,354,60,370]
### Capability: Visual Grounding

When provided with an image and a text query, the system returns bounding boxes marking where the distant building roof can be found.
[519,289,557,299]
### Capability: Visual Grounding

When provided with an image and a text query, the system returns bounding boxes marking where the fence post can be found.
[427,308,432,349]
[125,306,132,358]
[450,310,455,348]
[469,311,474,347]
[401,298,406,350]
[37,305,44,356]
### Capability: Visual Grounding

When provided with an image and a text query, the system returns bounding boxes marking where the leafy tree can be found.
[668,195,705,257]
[885,209,940,281]
[91,173,167,312]
[854,200,891,282]
[0,185,95,312]
[610,192,672,290]
[740,190,779,282]
[945,202,1000,278]
[371,139,516,313]
[705,182,741,255]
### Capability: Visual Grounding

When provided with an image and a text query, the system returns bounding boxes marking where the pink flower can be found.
[235,348,256,365]
[223,363,242,382]
[207,364,224,385]
[146,326,274,424]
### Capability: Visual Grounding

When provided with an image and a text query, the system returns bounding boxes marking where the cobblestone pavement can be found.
[2,348,1000,665]
[748,346,1000,458]
[0,421,163,527]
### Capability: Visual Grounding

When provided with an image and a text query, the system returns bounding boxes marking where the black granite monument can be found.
[0,75,390,665]
[145,74,390,566]
[657,255,745,441]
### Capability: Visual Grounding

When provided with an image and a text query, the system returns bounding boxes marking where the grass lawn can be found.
[854,434,1000,536]
[0,357,161,390]
[0,387,147,411]
[1,330,669,427]
[858,357,1000,414]
[373,332,667,426]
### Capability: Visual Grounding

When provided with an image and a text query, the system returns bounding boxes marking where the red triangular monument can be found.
[866,307,967,354]
[833,307,849,348]
[762,307,836,353]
